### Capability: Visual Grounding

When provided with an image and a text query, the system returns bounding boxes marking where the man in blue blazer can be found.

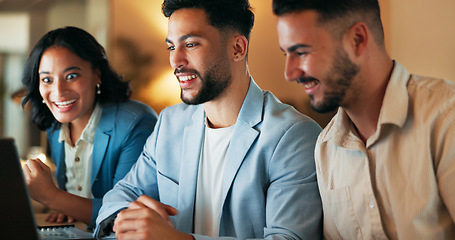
[48,100,157,228]
[95,0,323,239]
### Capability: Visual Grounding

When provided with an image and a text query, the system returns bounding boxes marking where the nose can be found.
[54,78,68,96]
[284,55,303,82]
[169,47,188,71]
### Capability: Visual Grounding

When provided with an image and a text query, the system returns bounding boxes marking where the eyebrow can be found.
[165,33,203,44]
[39,66,81,75]
[282,44,312,53]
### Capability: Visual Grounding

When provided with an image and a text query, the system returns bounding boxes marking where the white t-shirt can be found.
[59,103,102,198]
[194,123,235,237]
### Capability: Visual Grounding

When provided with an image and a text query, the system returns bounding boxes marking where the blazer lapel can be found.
[91,104,115,186]
[52,132,67,190]
[220,79,263,222]
[176,106,205,232]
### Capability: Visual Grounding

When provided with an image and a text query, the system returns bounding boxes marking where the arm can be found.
[90,114,157,227]
[435,107,455,222]
[23,159,92,224]
[99,118,323,240]
[262,120,323,240]
[113,195,194,240]
[95,114,163,236]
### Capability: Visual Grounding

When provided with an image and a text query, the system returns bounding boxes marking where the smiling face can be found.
[39,46,100,127]
[277,10,360,113]
[166,8,232,105]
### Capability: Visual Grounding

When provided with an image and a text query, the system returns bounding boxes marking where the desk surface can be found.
[35,212,89,232]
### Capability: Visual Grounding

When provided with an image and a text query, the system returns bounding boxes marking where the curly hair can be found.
[21,26,131,130]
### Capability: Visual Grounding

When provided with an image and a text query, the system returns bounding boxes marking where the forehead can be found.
[167,8,220,42]
[277,10,333,48]
[39,46,87,70]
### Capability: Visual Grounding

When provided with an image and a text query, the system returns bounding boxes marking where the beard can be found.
[180,66,231,105]
[179,52,232,105]
[306,48,360,113]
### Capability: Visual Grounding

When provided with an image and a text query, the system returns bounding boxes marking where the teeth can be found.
[178,74,197,82]
[304,81,317,89]
[55,99,76,107]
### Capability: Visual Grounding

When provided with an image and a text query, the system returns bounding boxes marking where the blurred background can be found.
[1,0,455,159]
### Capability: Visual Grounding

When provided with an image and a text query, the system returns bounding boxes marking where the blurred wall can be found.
[109,0,455,127]
[1,0,455,153]
[387,0,455,80]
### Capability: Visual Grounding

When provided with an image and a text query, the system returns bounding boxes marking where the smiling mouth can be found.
[178,74,197,82]
[54,99,76,108]
[303,80,318,89]
[297,77,319,90]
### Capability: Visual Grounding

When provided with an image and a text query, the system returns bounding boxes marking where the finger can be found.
[45,213,58,222]
[129,200,174,227]
[56,213,66,223]
[32,158,50,171]
[116,230,149,240]
[114,211,143,234]
[25,160,42,175]
[22,164,32,181]
[67,216,74,223]
[130,199,171,222]
[136,195,178,216]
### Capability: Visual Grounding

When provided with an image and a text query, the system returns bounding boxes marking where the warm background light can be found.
[1,0,454,157]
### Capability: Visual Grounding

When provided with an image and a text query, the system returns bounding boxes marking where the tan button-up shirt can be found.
[315,61,455,239]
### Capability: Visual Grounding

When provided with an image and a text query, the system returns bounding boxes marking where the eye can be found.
[186,43,198,48]
[296,51,309,57]
[66,73,78,80]
[41,77,52,84]
[167,45,175,51]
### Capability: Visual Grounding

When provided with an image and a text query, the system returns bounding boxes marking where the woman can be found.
[21,26,157,229]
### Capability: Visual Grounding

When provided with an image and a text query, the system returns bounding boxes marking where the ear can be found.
[231,35,248,62]
[95,68,101,82]
[345,22,369,56]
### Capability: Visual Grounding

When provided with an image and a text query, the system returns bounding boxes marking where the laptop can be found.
[0,138,97,240]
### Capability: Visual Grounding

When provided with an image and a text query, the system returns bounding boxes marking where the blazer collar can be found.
[91,103,116,186]
[176,78,264,230]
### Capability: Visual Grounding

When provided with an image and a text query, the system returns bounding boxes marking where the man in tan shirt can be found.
[273,0,455,239]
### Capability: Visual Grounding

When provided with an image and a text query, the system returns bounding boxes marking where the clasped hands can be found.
[113,195,194,240]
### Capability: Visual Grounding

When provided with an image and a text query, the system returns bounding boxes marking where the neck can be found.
[68,105,95,145]
[204,67,250,129]
[345,57,394,143]
[69,122,84,146]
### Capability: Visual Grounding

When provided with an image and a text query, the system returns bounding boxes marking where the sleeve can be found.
[435,104,455,223]
[263,119,323,240]
[191,119,323,240]
[89,111,157,228]
[94,113,163,237]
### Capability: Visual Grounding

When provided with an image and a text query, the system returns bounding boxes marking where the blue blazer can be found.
[96,80,323,239]
[47,100,157,228]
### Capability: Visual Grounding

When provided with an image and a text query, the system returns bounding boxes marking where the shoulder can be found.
[262,91,321,131]
[115,100,158,117]
[408,75,455,116]
[99,101,158,134]
[158,102,201,121]
[409,75,455,98]
[103,100,157,121]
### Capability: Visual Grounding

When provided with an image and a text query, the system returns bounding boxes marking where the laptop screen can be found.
[0,138,40,239]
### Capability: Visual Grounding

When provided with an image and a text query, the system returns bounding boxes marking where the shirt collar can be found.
[377,61,410,128]
[320,61,410,147]
[58,103,103,145]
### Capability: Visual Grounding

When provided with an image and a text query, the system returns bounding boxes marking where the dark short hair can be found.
[21,26,131,130]
[273,0,384,45]
[162,0,255,41]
